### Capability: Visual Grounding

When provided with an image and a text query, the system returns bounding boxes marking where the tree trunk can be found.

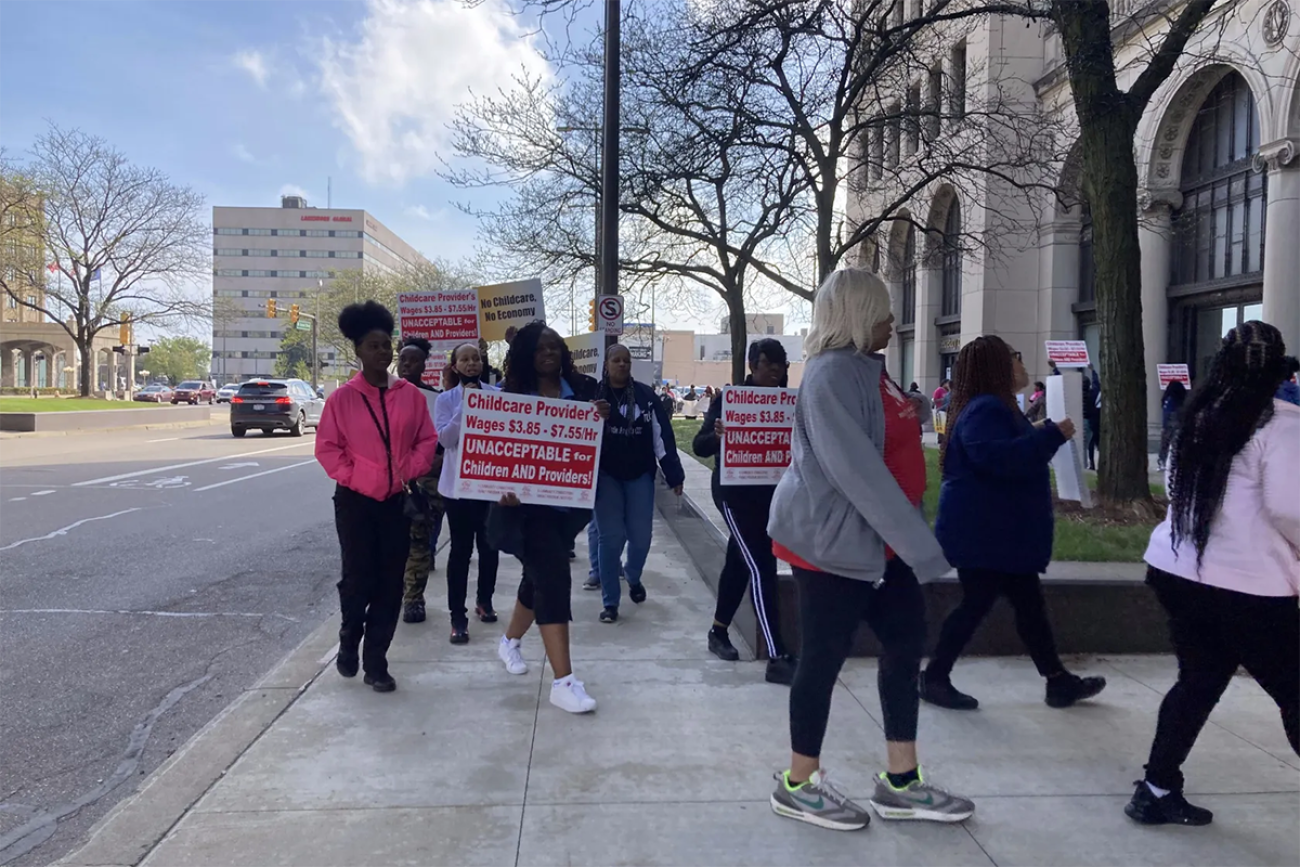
[77,337,92,398]
[726,286,748,385]
[1081,119,1152,505]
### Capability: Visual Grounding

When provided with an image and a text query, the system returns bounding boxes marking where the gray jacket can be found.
[768,348,950,584]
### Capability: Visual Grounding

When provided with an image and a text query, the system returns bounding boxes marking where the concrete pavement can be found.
[58,514,1299,867]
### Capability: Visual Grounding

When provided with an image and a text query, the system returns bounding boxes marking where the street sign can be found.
[295,320,312,331]
[597,295,624,336]
[1045,340,1090,368]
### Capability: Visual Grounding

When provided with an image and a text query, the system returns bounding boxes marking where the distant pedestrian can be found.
[433,342,501,644]
[1276,356,1299,405]
[1082,373,1101,470]
[920,335,1106,711]
[396,336,445,626]
[1157,380,1188,473]
[494,322,610,714]
[479,337,504,387]
[697,385,714,417]
[767,268,970,831]
[1127,320,1298,827]
[684,384,700,418]
[659,385,676,418]
[1025,381,1046,423]
[316,301,439,693]
[905,381,932,431]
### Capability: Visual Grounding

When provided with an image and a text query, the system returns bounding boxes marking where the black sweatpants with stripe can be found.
[715,491,786,659]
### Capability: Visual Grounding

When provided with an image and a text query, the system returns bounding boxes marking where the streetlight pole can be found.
[599,0,621,346]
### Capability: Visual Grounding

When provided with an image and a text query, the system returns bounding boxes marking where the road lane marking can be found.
[30,490,55,496]
[9,497,26,501]
[0,508,142,552]
[146,437,179,443]
[192,459,317,492]
[1,608,298,621]
[71,442,314,487]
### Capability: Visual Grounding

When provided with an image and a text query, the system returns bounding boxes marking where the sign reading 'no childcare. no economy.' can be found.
[453,389,605,507]
[477,279,546,343]
[719,386,798,486]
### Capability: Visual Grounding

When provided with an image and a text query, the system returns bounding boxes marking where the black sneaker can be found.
[708,629,740,661]
[402,600,425,623]
[363,672,397,693]
[475,604,498,624]
[450,623,469,644]
[765,654,798,686]
[583,575,601,591]
[919,670,979,710]
[1046,673,1107,708]
[629,583,647,604]
[599,606,619,623]
[336,645,359,678]
[1124,781,1213,826]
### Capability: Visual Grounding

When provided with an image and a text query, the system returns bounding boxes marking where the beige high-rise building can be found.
[211,196,425,380]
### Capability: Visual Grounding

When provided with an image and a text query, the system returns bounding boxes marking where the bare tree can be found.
[0,125,209,396]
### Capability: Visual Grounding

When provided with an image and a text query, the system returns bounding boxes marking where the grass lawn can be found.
[0,398,167,413]
[671,416,1155,562]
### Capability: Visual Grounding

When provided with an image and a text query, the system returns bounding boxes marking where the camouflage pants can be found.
[403,474,445,605]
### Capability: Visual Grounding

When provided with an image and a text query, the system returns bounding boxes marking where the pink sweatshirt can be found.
[315,372,439,502]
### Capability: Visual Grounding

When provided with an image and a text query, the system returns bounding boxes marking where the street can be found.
[0,416,339,866]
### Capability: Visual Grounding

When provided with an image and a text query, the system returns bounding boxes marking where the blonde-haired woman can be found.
[767,268,973,831]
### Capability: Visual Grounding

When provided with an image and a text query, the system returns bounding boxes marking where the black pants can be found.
[516,506,574,626]
[927,568,1064,679]
[1085,418,1100,468]
[334,485,410,677]
[1144,567,1299,791]
[444,497,498,625]
[716,497,785,658]
[789,559,926,757]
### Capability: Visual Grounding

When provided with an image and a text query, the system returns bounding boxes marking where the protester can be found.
[315,301,439,692]
[659,385,676,418]
[697,385,714,418]
[494,322,610,713]
[905,381,933,431]
[932,379,950,412]
[694,338,798,685]
[920,335,1105,711]
[1025,381,1047,422]
[396,336,446,625]
[1127,321,1298,827]
[683,384,700,419]
[433,342,500,644]
[1083,367,1101,470]
[584,345,686,622]
[478,337,504,387]
[1276,356,1299,405]
[1157,380,1188,472]
[767,268,970,831]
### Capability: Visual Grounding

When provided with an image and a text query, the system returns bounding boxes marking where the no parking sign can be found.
[597,295,624,336]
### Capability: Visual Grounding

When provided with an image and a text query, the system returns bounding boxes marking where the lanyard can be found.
[360,390,394,493]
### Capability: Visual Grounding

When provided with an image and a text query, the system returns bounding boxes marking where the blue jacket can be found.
[935,394,1067,575]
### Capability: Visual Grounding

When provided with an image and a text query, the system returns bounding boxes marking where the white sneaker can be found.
[498,636,528,675]
[550,676,597,713]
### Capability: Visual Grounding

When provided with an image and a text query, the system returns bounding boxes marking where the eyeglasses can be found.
[1011,350,1023,361]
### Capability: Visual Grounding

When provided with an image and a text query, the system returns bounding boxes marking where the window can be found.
[6,296,16,308]
[870,122,885,180]
[275,229,304,237]
[766,325,775,335]
[246,228,272,236]
[305,250,331,258]
[304,270,335,278]
[926,67,943,140]
[333,250,360,259]
[1171,72,1265,288]
[215,227,243,235]
[216,269,244,277]
[905,84,921,155]
[949,42,967,122]
[1078,201,1095,305]
[214,248,243,257]
[890,0,904,28]
[305,229,331,237]
[246,270,273,277]
[941,200,962,317]
[335,230,361,238]
[886,105,901,168]
[901,226,917,325]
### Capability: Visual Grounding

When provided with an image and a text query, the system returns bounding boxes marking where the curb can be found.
[54,614,341,867]
[0,418,227,440]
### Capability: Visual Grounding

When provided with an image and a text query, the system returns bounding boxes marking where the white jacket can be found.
[1144,399,1300,597]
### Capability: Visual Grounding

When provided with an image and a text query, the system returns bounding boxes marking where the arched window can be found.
[901,226,916,325]
[941,199,962,317]
[1171,72,1266,288]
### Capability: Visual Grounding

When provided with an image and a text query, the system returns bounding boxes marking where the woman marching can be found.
[433,342,500,644]
[767,269,971,831]
[316,301,439,692]
[494,322,610,713]
[588,344,685,623]
[694,338,797,685]
[396,336,445,625]
[920,336,1106,711]
[1127,321,1298,827]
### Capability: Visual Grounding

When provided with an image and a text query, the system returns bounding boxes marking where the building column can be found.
[1258,140,1300,347]
[20,349,34,389]
[883,276,902,378]
[1138,191,1179,443]
[914,264,943,391]
[1,349,14,387]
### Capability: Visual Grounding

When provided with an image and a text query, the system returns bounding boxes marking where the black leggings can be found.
[333,485,410,678]
[515,506,574,626]
[926,568,1064,679]
[444,497,498,624]
[789,559,925,758]
[1143,567,1299,791]
[716,497,785,658]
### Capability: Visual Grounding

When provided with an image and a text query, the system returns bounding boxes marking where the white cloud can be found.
[233,49,270,88]
[316,0,551,186]
[404,204,441,221]
[232,143,257,163]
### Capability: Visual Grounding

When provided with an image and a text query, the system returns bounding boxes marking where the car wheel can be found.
[231,427,246,437]
[289,412,305,437]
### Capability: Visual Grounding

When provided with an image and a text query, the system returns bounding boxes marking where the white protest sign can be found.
[1045,340,1090,369]
[1157,363,1190,389]
[1045,372,1092,508]
[719,386,798,485]
[398,290,480,355]
[453,390,604,507]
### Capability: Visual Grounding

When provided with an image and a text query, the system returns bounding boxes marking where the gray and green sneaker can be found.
[770,769,871,831]
[868,768,974,822]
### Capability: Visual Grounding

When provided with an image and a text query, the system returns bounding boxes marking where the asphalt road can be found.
[0,414,341,866]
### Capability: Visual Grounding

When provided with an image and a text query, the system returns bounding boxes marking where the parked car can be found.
[216,383,242,403]
[172,380,216,405]
[134,384,173,403]
[229,378,324,437]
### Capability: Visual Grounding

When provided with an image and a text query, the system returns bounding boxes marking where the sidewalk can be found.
[62,515,1298,866]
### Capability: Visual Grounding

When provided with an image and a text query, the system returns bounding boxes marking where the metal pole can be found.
[311,316,319,390]
[599,0,621,344]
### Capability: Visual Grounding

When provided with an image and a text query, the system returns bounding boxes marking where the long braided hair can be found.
[1168,320,1288,566]
[941,335,1019,469]
[597,344,637,418]
[502,321,575,395]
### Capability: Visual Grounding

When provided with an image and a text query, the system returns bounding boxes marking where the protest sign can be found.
[398,290,479,356]
[565,332,605,379]
[1046,373,1092,508]
[719,386,798,485]
[1157,363,1191,389]
[453,390,603,506]
[477,279,545,342]
[1045,340,1090,368]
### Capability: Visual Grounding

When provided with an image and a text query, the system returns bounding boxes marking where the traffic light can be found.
[112,345,126,355]
[137,345,150,355]
[266,298,277,318]
[588,298,597,332]
[119,312,131,345]
[289,304,300,325]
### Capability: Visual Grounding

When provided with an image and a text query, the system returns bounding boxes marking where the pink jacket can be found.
[315,373,439,502]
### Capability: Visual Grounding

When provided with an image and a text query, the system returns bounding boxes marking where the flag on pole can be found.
[91,267,102,281]
[46,262,59,274]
